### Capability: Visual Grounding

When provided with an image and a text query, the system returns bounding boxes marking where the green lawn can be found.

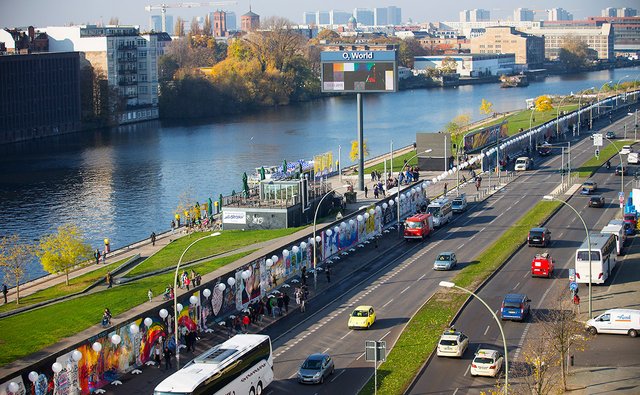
[0,258,127,314]
[360,200,560,395]
[0,251,254,366]
[576,140,633,177]
[365,150,419,174]
[126,228,304,277]
[471,104,579,137]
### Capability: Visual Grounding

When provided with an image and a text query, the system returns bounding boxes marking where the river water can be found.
[2,67,639,280]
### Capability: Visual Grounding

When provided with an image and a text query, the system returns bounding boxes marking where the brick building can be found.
[469,26,544,68]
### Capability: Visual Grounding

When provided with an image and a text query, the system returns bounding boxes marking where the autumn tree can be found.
[316,29,340,42]
[349,140,370,162]
[480,98,494,116]
[174,17,185,37]
[534,95,553,112]
[36,224,92,285]
[202,14,212,36]
[398,38,427,68]
[515,339,562,395]
[439,56,458,74]
[190,17,201,35]
[558,36,591,70]
[108,17,119,25]
[0,235,33,304]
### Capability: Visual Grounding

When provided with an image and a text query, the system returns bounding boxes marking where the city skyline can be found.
[1,0,637,29]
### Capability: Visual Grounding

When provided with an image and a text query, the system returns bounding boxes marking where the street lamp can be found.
[603,136,625,216]
[439,281,508,394]
[615,75,629,108]
[543,195,592,319]
[529,107,537,151]
[579,87,595,134]
[397,149,432,235]
[556,95,572,138]
[313,185,351,287]
[173,231,221,368]
[597,80,612,117]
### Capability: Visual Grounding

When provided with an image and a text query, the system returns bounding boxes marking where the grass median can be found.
[576,140,633,177]
[0,250,254,366]
[359,200,560,395]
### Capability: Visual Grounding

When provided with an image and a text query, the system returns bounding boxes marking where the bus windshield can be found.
[577,250,601,261]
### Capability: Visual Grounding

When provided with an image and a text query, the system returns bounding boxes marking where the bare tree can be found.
[174,17,185,37]
[0,235,33,304]
[202,13,212,36]
[513,340,562,395]
[190,17,201,35]
[108,17,119,26]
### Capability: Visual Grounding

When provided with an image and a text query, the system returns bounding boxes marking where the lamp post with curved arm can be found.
[615,75,629,108]
[603,136,625,217]
[579,87,595,134]
[397,149,432,236]
[439,281,508,394]
[556,95,571,138]
[312,185,351,287]
[597,80,613,117]
[543,195,593,319]
[529,107,537,151]
[174,231,221,368]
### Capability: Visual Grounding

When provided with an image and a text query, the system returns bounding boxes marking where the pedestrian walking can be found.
[102,249,107,264]
[277,294,284,316]
[364,185,368,198]
[325,264,331,283]
[94,249,101,265]
[147,289,153,302]
[300,296,306,313]
[2,284,7,304]
[154,342,162,368]
[443,183,448,196]
[150,232,157,246]
[163,346,173,370]
[242,314,250,333]
[270,297,277,318]
[283,292,290,313]
[106,272,113,288]
[301,266,307,286]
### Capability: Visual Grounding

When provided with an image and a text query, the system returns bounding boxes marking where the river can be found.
[1,67,639,280]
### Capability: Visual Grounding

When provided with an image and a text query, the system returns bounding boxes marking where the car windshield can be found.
[352,310,368,317]
[590,197,601,202]
[474,357,494,364]
[302,359,323,370]
[438,255,451,261]
[530,231,543,237]
[406,221,422,229]
[516,159,526,164]
[453,199,463,205]
[427,206,441,216]
[503,301,522,308]
[439,339,458,346]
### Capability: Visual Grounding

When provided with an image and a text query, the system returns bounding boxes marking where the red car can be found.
[531,252,554,278]
[623,213,637,234]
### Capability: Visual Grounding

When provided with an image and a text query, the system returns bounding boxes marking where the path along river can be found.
[1,67,639,280]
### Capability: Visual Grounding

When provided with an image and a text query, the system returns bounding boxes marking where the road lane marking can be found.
[513,282,520,290]
[382,299,394,308]
[323,347,330,353]
[356,352,365,360]
[522,271,529,279]
[340,331,352,340]
[464,365,470,377]
[400,285,411,294]
[379,331,391,341]
[330,369,346,382]
[418,273,426,281]
[453,388,459,395]
[484,325,490,336]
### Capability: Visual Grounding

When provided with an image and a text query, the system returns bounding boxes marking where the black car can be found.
[589,195,605,208]
[528,227,551,247]
[615,165,628,176]
[605,131,616,139]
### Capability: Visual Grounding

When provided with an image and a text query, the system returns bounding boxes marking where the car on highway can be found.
[629,152,639,164]
[297,353,335,384]
[531,252,554,278]
[615,164,628,176]
[451,194,468,213]
[436,328,469,357]
[433,252,457,270]
[621,145,633,155]
[580,180,598,195]
[514,156,533,171]
[588,195,605,208]
[605,131,616,139]
[537,143,552,156]
[348,306,376,329]
[500,293,531,321]
[586,309,640,337]
[470,349,504,378]
[527,227,551,247]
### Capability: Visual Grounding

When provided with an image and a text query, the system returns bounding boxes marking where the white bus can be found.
[600,224,625,255]
[154,334,273,395]
[575,233,617,285]
[427,198,453,227]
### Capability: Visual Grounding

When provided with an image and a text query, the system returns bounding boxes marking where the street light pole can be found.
[543,196,592,318]
[529,107,536,151]
[174,231,221,368]
[597,81,613,118]
[397,149,432,236]
[439,281,508,394]
[615,75,629,108]
[603,136,625,217]
[556,95,571,138]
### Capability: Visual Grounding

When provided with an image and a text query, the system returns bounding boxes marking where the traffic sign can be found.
[619,192,625,204]
[593,133,603,146]
[595,149,600,159]
[365,340,386,362]
[570,282,578,292]
[568,268,576,282]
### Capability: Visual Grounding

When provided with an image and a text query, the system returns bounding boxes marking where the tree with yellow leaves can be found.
[534,95,553,112]
[0,235,33,304]
[36,224,92,285]
[479,98,494,115]
[350,140,370,162]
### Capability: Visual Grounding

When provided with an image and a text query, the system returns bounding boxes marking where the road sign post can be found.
[365,340,386,395]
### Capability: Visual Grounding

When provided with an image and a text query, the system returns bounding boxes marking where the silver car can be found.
[298,353,335,384]
[434,252,457,270]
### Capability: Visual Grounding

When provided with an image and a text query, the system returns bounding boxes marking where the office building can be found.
[354,8,374,26]
[150,14,173,34]
[514,8,534,22]
[414,53,515,77]
[524,23,614,60]
[547,8,573,21]
[330,10,352,25]
[0,52,81,143]
[460,9,490,22]
[602,7,637,17]
[469,26,544,68]
[387,6,402,25]
[225,12,237,31]
[374,7,388,26]
[303,12,316,25]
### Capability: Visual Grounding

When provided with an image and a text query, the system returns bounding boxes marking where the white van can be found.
[628,152,639,165]
[427,198,453,227]
[586,309,640,337]
[601,224,625,255]
[514,157,533,171]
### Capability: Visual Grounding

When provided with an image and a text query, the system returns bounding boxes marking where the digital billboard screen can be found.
[320,50,397,93]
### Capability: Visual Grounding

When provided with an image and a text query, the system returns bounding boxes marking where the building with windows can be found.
[414,53,515,77]
[469,26,544,68]
[514,8,534,22]
[353,8,374,26]
[0,26,49,53]
[150,14,173,34]
[374,7,388,26]
[387,6,402,25]
[330,10,352,26]
[213,10,227,36]
[43,25,165,124]
[241,8,260,32]
[0,52,81,143]
[303,11,316,25]
[460,9,490,22]
[524,23,614,60]
[547,8,573,21]
[602,7,637,17]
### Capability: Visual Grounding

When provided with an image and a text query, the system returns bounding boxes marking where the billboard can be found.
[463,122,508,152]
[320,50,397,93]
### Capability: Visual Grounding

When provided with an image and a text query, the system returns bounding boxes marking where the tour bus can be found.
[154,334,273,395]
[427,198,453,228]
[575,233,617,285]
[600,224,625,255]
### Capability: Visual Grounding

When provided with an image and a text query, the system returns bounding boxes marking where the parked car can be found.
[620,145,633,155]
[605,131,616,139]
[580,180,598,195]
[528,227,551,247]
[586,309,640,337]
[615,165,628,176]
[437,328,469,357]
[434,252,457,271]
[298,353,335,384]
[470,349,504,377]
[500,293,531,321]
[589,195,605,208]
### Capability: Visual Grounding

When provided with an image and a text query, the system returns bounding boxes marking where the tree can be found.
[108,17,119,25]
[349,140,370,162]
[398,38,427,68]
[202,14,212,36]
[558,36,590,70]
[439,56,458,74]
[316,29,340,42]
[36,224,92,285]
[480,98,494,116]
[534,95,553,112]
[174,17,185,37]
[0,235,33,305]
[515,339,562,395]
[190,17,201,35]
[158,55,179,81]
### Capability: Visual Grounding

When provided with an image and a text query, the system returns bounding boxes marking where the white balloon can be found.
[282,249,289,257]
[364,213,370,219]
[315,235,321,242]
[203,288,211,298]
[349,219,355,226]
[241,270,250,280]
[28,371,38,383]
[357,215,364,221]
[333,226,340,233]
[369,209,375,215]
[340,222,347,228]
[382,203,388,209]
[92,342,102,352]
[72,350,83,362]
[159,309,168,319]
[292,246,299,254]
[217,283,226,291]
[376,205,382,212]
[266,258,273,267]
[129,323,140,334]
[300,241,307,249]
[144,317,153,327]
[111,334,121,345]
[389,199,395,206]
[271,255,279,263]
[176,303,183,312]
[227,277,236,286]
[326,229,333,236]
[8,382,19,392]
[189,295,198,305]
[432,178,438,183]
[400,194,405,200]
[448,169,453,175]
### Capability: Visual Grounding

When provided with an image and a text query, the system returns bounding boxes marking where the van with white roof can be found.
[586,309,640,337]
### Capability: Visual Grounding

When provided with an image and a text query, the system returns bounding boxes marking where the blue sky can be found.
[1,0,637,28]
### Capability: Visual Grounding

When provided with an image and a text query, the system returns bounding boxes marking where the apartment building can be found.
[602,7,637,17]
[547,8,573,21]
[469,26,544,68]
[524,23,614,60]
[460,9,490,22]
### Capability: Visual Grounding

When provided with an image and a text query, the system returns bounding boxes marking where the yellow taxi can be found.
[348,305,376,329]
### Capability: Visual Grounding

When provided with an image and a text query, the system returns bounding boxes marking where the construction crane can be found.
[145,2,238,33]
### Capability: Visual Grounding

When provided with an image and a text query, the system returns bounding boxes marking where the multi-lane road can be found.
[259,113,634,394]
